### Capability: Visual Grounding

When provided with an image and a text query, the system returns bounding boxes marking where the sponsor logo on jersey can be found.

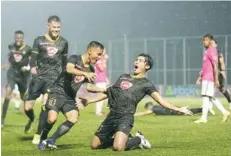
[120,81,133,90]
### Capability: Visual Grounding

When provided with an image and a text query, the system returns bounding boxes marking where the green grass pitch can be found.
[1,97,231,156]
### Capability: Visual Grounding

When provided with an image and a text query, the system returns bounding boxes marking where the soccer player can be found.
[24,15,68,144]
[212,40,231,110]
[1,30,32,127]
[38,41,104,150]
[194,34,230,123]
[94,48,109,116]
[134,101,202,116]
[78,53,193,151]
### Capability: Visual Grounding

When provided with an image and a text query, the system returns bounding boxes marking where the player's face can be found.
[47,21,61,38]
[88,47,103,64]
[211,40,217,48]
[203,37,211,48]
[14,34,24,47]
[133,56,149,74]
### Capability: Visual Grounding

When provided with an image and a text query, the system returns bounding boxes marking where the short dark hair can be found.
[144,102,154,109]
[203,34,214,40]
[15,30,24,35]
[48,15,61,23]
[87,41,104,50]
[138,53,154,70]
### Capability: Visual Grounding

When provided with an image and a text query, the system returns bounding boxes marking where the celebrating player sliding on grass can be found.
[77,53,193,151]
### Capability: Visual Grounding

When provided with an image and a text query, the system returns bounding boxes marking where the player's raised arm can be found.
[150,91,193,115]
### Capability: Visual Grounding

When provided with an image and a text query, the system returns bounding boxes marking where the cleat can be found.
[24,120,34,134]
[194,118,207,124]
[47,139,57,149]
[135,131,151,149]
[32,134,41,145]
[38,140,47,151]
[222,111,230,122]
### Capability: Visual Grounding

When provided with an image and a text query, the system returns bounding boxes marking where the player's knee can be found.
[67,117,78,124]
[113,144,125,151]
[47,117,57,124]
[91,142,99,149]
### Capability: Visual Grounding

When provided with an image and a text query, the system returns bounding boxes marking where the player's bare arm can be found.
[87,83,106,93]
[150,92,193,115]
[134,110,153,117]
[76,93,108,109]
[219,56,226,79]
[66,62,96,82]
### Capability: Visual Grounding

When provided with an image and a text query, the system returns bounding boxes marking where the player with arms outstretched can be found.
[78,53,192,151]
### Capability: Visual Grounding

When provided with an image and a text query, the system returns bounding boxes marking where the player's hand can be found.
[214,80,220,88]
[31,67,37,74]
[179,106,193,116]
[1,64,8,69]
[75,97,88,109]
[196,79,201,85]
[21,66,30,72]
[84,72,96,83]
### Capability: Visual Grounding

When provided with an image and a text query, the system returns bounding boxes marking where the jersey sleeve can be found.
[144,81,158,95]
[61,41,68,71]
[67,55,79,65]
[208,47,218,65]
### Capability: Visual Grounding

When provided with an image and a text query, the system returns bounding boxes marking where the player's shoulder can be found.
[59,36,68,43]
[25,44,32,50]
[8,43,15,49]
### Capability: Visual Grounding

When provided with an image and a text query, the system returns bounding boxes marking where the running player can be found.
[134,101,202,116]
[78,53,192,151]
[24,16,68,144]
[1,30,32,127]
[194,34,230,123]
[38,41,104,150]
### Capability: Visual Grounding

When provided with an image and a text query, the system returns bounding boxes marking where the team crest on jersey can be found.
[13,54,22,62]
[120,81,133,90]
[74,75,85,83]
[47,47,58,56]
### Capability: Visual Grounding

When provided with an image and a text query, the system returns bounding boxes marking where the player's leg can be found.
[95,83,106,116]
[218,74,231,109]
[210,97,230,122]
[195,81,213,123]
[91,113,115,149]
[12,84,22,110]
[1,85,14,127]
[24,77,44,133]
[38,93,60,150]
[113,115,151,151]
[1,69,16,127]
[45,97,78,149]
[33,93,48,144]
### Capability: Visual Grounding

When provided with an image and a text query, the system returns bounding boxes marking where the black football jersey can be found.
[31,34,68,81]
[8,43,32,69]
[106,74,158,114]
[54,55,94,99]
